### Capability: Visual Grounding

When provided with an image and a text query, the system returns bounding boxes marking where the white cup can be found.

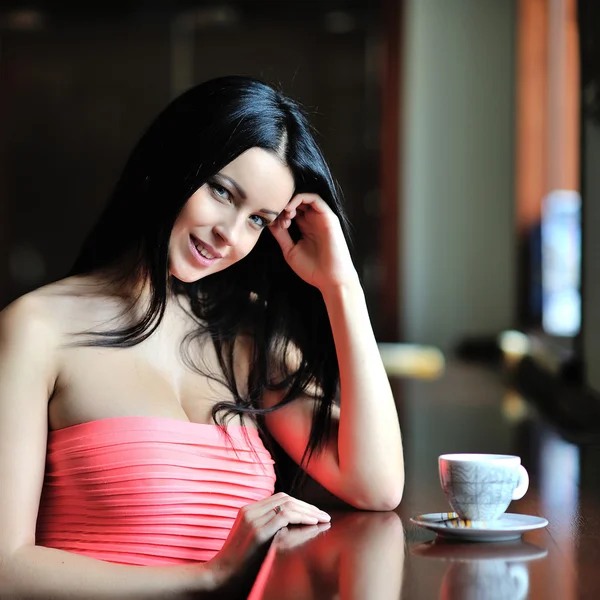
[439,453,529,521]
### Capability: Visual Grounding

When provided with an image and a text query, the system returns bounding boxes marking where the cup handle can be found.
[512,464,529,500]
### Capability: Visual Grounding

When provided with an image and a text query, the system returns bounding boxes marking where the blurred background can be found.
[0,0,598,406]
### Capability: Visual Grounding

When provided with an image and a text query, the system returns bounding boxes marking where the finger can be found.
[285,195,306,213]
[277,498,330,522]
[255,505,319,530]
[254,500,322,527]
[291,194,329,214]
[268,220,295,254]
[282,205,298,220]
[253,498,329,530]
[285,498,331,521]
[272,505,328,526]
[248,492,330,521]
[240,492,294,521]
[260,505,327,540]
[274,494,330,518]
[290,203,324,226]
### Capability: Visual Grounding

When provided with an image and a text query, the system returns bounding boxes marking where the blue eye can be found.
[250,215,269,229]
[210,182,231,202]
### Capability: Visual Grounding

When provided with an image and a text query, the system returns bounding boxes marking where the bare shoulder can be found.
[0,275,117,404]
[0,274,107,354]
[0,290,60,348]
[0,284,79,555]
[1,275,123,343]
[0,298,62,439]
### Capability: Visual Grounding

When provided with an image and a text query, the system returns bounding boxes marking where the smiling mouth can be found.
[190,235,221,261]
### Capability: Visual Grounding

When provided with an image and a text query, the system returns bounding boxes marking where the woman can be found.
[0,76,404,598]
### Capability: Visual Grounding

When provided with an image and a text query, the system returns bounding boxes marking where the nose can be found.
[213,219,241,247]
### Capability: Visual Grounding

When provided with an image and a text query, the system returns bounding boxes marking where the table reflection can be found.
[411,540,548,600]
[250,363,600,599]
[254,511,405,599]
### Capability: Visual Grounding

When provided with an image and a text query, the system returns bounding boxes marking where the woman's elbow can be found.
[348,480,404,511]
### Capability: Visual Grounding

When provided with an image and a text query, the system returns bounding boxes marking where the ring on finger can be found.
[273,505,283,515]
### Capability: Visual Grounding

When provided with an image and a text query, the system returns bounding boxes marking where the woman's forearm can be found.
[321,280,404,509]
[0,544,225,599]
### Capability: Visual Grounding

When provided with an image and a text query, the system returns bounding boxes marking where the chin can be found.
[173,267,211,283]
[168,259,203,284]
[173,273,201,284]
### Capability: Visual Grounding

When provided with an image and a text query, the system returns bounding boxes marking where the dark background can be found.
[0,0,389,332]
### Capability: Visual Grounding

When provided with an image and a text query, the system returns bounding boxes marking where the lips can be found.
[189,235,222,266]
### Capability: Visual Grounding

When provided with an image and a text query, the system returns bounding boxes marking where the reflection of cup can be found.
[412,540,547,600]
[442,561,529,600]
[439,454,529,521]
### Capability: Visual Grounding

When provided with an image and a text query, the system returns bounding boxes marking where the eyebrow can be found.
[217,174,281,216]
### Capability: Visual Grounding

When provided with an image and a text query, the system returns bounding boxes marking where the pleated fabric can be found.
[36,416,276,566]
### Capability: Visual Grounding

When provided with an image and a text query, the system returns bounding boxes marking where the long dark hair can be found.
[68,75,352,488]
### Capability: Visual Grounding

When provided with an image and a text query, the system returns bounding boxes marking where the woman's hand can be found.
[209,492,330,590]
[269,194,359,292]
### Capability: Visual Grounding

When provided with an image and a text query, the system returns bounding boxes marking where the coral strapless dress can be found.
[35,416,276,566]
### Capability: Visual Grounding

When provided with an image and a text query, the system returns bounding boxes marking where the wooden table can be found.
[250,361,600,599]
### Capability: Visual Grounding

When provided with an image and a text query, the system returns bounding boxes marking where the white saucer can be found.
[410,512,548,542]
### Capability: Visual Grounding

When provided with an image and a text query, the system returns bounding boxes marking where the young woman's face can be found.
[169,147,295,282]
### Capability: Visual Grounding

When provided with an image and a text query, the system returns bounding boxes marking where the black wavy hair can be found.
[68,75,352,488]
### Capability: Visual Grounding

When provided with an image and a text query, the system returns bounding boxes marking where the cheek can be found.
[231,232,262,261]
[178,190,216,225]
[172,202,196,233]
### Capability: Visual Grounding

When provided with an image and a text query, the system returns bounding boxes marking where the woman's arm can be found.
[262,283,404,511]
[322,280,404,509]
[264,195,404,510]
[2,546,221,600]
[0,297,221,599]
